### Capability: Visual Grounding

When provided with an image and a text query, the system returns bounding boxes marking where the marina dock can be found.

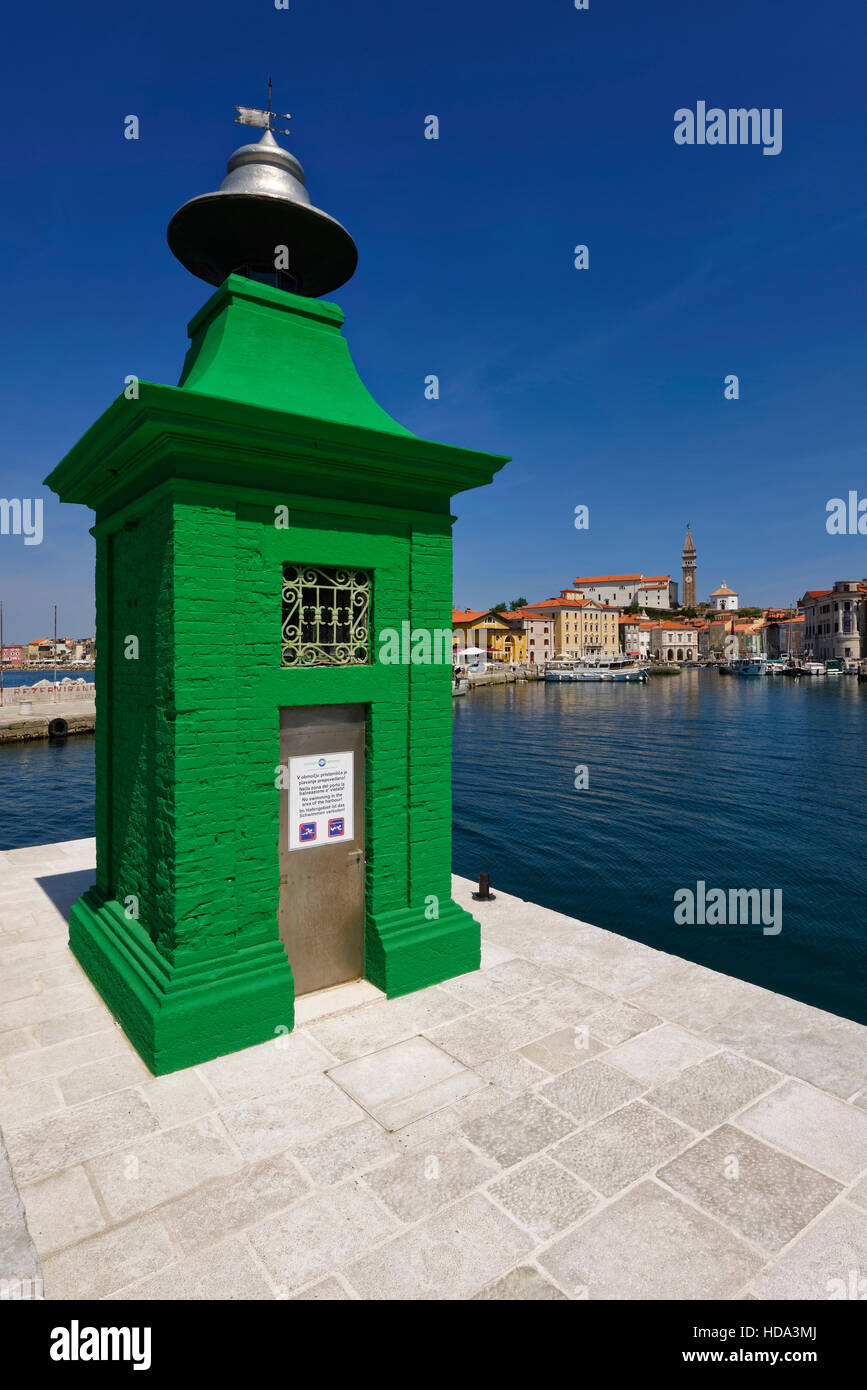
[0,698,96,744]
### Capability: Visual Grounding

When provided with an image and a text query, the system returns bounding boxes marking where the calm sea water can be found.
[1,671,94,688]
[453,672,867,1025]
[0,733,96,851]
[1,672,863,1023]
[0,672,96,850]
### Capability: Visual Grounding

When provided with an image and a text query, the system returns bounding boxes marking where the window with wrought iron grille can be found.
[281,564,371,667]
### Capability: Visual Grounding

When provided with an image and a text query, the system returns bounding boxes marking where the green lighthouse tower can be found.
[45,106,507,1075]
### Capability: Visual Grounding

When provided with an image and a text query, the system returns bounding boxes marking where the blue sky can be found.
[1,0,866,639]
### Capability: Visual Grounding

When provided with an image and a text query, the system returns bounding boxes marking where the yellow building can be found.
[524,596,620,659]
[501,614,528,662]
[451,608,516,663]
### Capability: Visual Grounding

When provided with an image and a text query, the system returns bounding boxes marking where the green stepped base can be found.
[365,899,481,997]
[69,890,295,1075]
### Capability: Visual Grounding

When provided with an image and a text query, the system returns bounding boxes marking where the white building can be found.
[620,615,652,659]
[637,576,677,608]
[567,574,677,609]
[641,621,697,663]
[512,612,554,666]
[800,581,866,663]
[709,581,739,612]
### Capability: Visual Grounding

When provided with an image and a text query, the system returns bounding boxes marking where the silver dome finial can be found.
[167,90,357,297]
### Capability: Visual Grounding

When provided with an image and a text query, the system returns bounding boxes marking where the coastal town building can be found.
[619,614,652,660]
[709,581,739,611]
[503,608,549,664]
[732,619,764,656]
[681,524,697,608]
[523,596,619,660]
[800,581,866,663]
[0,645,23,666]
[698,618,730,659]
[451,608,513,663]
[698,615,761,660]
[26,638,54,660]
[567,573,677,609]
[641,620,697,663]
[762,613,804,658]
[500,622,526,663]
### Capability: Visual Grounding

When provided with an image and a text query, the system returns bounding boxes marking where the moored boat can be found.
[573,656,649,683]
[544,659,577,682]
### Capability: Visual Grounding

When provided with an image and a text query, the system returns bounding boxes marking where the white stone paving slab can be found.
[326,1034,486,1131]
[747,1202,867,1300]
[538,1181,763,1299]
[604,1023,719,1085]
[736,1079,867,1181]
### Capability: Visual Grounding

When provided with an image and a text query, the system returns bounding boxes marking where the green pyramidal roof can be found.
[177,275,414,435]
[44,275,509,517]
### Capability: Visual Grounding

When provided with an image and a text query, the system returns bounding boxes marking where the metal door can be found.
[278,704,366,995]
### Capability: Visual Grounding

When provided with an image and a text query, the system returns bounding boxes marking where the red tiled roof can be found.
[452,609,510,625]
[574,574,643,584]
[639,621,696,631]
[523,597,588,610]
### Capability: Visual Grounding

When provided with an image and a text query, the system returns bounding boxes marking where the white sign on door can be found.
[288,750,354,850]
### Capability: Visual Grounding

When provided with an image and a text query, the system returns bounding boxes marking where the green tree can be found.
[509,596,528,610]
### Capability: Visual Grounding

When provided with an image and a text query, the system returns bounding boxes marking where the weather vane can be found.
[235,76,291,136]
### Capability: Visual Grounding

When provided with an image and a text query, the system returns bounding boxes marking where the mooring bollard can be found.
[473,871,495,902]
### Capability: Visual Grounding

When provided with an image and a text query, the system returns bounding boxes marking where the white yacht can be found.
[544,659,578,682]
[573,656,648,683]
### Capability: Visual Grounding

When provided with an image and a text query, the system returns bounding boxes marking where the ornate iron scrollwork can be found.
[281,564,370,667]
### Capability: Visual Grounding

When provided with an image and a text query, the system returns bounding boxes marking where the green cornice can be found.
[44,276,508,519]
[44,382,507,520]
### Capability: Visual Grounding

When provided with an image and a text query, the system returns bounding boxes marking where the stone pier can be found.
[1,838,865,1301]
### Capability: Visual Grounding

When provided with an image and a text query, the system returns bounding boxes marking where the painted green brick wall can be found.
[98,502,176,950]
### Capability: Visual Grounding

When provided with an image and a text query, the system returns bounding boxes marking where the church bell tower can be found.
[682,524,697,608]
